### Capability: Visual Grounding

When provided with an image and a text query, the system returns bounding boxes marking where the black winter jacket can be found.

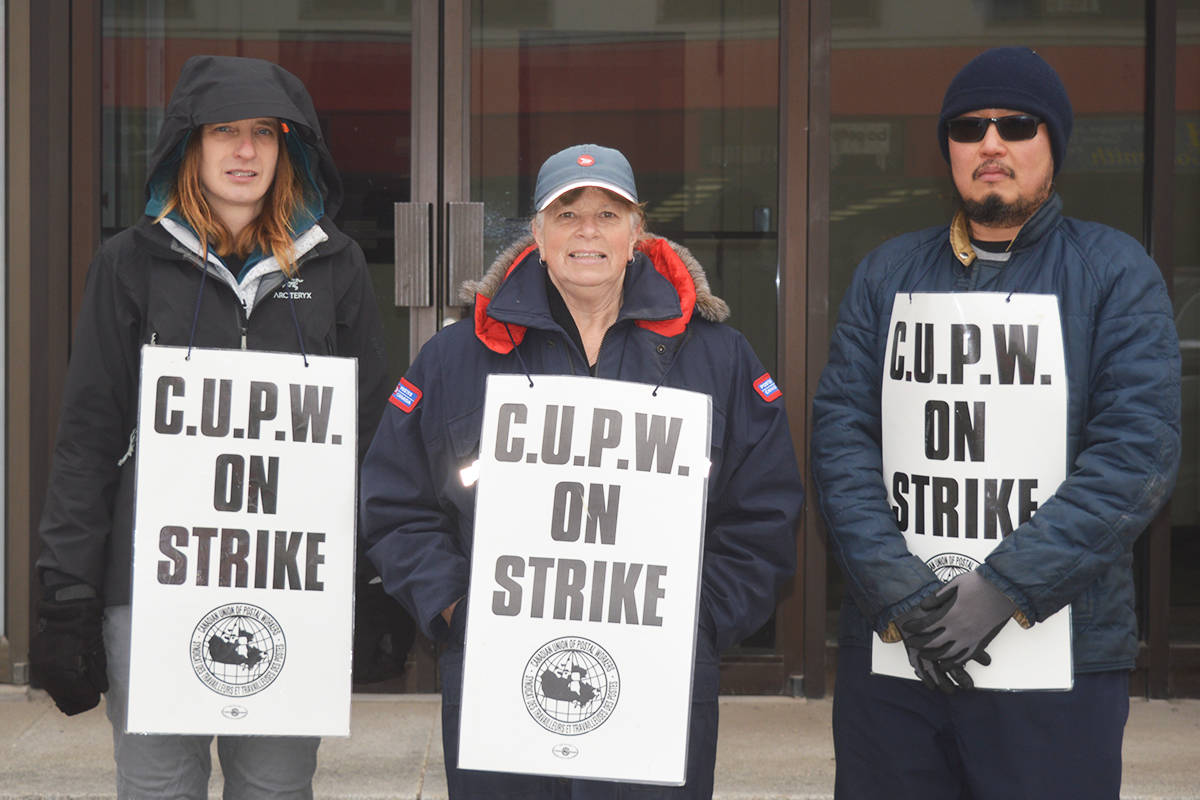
[37,55,388,604]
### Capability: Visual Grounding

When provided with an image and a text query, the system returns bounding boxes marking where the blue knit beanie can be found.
[938,47,1073,175]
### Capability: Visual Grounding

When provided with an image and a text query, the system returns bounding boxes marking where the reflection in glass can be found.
[101,0,413,380]
[470,0,780,375]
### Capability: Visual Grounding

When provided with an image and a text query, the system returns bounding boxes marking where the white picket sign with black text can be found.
[874,292,1072,690]
[127,345,357,735]
[458,374,712,784]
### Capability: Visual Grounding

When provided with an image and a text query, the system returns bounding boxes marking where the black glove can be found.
[903,570,1016,670]
[30,595,108,716]
[903,638,970,693]
[894,601,969,693]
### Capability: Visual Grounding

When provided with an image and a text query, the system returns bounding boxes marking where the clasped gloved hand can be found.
[893,602,970,693]
[902,570,1016,677]
[30,594,109,716]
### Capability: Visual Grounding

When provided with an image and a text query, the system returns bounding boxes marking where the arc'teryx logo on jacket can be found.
[274,277,312,300]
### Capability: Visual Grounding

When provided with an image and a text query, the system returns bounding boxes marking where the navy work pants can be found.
[832,645,1128,800]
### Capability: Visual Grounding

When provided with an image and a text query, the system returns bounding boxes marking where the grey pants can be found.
[103,606,320,800]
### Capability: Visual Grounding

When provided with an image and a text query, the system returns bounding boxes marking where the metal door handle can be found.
[446,201,484,306]
[394,202,433,307]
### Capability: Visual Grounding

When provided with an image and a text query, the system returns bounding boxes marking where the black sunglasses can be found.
[946,114,1042,143]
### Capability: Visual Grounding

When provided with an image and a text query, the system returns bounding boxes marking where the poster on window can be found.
[457,375,712,785]
[126,345,357,735]
[873,292,1073,691]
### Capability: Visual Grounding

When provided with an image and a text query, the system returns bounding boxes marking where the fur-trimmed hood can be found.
[460,235,729,354]
[461,235,729,322]
[461,235,729,354]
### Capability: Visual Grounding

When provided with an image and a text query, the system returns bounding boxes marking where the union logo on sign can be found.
[522,637,620,736]
[925,552,980,583]
[190,603,287,698]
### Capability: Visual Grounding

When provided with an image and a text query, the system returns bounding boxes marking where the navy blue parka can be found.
[361,235,803,701]
[811,193,1180,673]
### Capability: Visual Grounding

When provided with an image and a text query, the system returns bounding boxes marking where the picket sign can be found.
[127,345,358,735]
[874,293,1073,691]
[458,375,712,784]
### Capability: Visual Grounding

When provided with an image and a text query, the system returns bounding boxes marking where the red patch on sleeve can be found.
[753,373,782,402]
[389,377,422,413]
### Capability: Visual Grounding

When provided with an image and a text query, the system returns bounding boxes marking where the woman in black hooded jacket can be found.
[31,55,387,798]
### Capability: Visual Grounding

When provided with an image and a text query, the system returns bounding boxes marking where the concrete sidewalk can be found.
[2,686,1198,799]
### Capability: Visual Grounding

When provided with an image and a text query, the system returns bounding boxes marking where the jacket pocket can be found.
[444,405,485,527]
[446,404,484,463]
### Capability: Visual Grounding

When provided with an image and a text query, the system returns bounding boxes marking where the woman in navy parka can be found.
[361,144,803,799]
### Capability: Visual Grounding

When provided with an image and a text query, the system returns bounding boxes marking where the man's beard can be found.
[961,192,1048,228]
[959,164,1052,230]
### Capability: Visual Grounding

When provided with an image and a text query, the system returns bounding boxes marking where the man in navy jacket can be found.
[812,47,1179,799]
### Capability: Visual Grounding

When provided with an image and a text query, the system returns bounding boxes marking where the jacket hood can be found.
[460,235,730,354]
[144,55,343,220]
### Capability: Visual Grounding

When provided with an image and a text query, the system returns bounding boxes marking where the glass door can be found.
[468,0,781,370]
[464,0,788,693]
[98,0,795,695]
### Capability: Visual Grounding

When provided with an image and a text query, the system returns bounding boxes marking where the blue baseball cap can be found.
[533,144,638,211]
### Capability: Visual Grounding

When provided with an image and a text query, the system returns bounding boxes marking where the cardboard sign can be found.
[874,293,1073,690]
[127,346,357,735]
[458,375,712,785]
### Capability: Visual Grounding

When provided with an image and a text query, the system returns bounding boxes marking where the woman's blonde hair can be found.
[156,120,307,276]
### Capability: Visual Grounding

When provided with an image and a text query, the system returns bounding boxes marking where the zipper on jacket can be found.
[176,239,307,350]
[592,326,619,378]
[558,331,587,376]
